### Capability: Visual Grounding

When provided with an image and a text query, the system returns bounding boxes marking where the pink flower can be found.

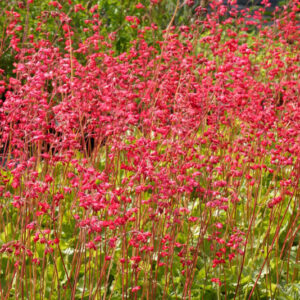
[136,3,145,9]
[228,253,235,261]
[74,4,85,12]
[131,256,141,263]
[132,286,141,292]
[86,241,96,250]
[211,278,222,286]
[215,223,223,229]
[188,216,198,222]
[185,0,194,7]
[26,222,36,230]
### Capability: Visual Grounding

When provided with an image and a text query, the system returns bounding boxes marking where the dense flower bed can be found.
[0,1,299,299]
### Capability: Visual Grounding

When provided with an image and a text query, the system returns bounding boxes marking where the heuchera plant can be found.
[0,0,299,299]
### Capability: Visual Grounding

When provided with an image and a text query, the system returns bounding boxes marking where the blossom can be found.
[132,286,141,292]
[211,278,222,286]
[136,3,145,9]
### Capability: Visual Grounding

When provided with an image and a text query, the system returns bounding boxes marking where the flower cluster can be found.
[0,0,299,298]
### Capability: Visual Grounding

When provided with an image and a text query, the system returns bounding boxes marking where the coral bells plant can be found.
[0,0,299,299]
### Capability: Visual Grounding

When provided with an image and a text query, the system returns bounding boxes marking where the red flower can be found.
[136,3,145,9]
[132,286,141,292]
[211,278,222,286]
